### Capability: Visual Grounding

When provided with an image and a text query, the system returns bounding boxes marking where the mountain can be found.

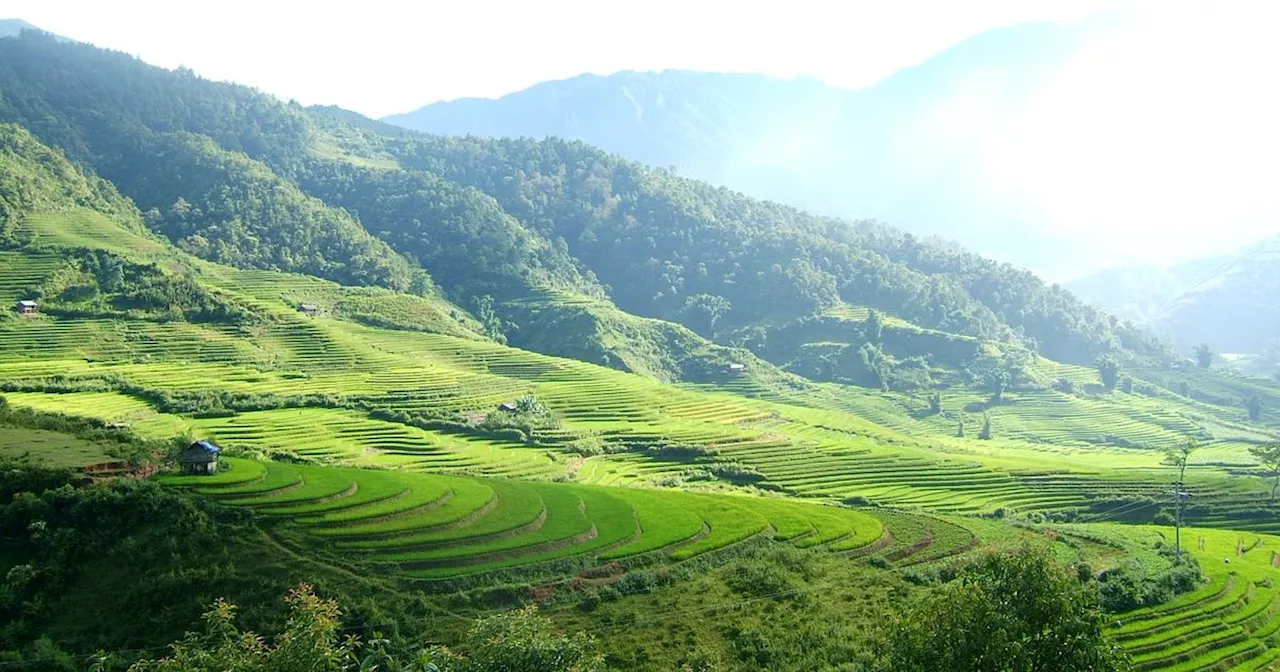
[0,19,40,37]
[1070,235,1280,354]
[0,18,62,40]
[385,16,1279,283]
[384,21,1112,277]
[0,29,1168,386]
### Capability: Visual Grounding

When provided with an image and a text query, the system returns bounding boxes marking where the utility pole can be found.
[1172,482,1191,558]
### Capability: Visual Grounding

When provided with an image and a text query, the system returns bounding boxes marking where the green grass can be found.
[403,486,639,578]
[7,209,1280,665]
[670,495,769,561]
[259,468,410,515]
[222,463,358,506]
[1087,524,1280,671]
[195,460,301,496]
[599,488,706,559]
[312,475,493,537]
[383,485,594,563]
[338,479,545,550]
[0,426,115,468]
[156,456,266,487]
[299,473,455,527]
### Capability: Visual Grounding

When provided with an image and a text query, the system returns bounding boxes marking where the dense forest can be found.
[0,31,1169,380]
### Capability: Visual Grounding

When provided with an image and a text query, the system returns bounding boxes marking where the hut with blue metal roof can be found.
[178,440,222,475]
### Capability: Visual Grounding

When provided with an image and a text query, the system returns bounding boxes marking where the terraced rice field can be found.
[0,251,60,305]
[17,209,168,257]
[1,232,1277,532]
[160,458,890,580]
[1096,525,1280,671]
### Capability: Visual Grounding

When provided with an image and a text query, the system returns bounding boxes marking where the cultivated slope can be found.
[1,133,1277,535]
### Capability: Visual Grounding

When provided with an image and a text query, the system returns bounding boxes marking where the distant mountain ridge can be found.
[1068,235,1280,354]
[0,18,61,40]
[384,20,1110,278]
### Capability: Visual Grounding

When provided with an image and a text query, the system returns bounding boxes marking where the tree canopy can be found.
[879,547,1129,672]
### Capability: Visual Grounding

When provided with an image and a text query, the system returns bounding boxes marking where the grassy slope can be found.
[0,426,113,467]
[0,203,1276,526]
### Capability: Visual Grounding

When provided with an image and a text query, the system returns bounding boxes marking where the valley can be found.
[0,21,1278,672]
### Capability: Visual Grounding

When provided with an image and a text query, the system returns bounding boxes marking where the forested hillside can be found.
[384,21,1112,278]
[0,30,1166,384]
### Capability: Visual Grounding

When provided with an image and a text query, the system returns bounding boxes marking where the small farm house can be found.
[178,440,222,475]
[299,303,319,316]
[15,300,37,315]
[498,401,519,412]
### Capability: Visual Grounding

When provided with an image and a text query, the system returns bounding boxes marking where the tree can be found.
[1248,442,1280,501]
[1095,355,1120,391]
[1163,439,1196,482]
[1120,376,1133,394]
[969,354,1014,403]
[1194,343,1213,369]
[928,392,942,414]
[978,414,993,441]
[471,295,508,344]
[679,293,732,338]
[864,308,884,344]
[1246,395,1262,422]
[1163,438,1197,557]
[879,547,1129,671]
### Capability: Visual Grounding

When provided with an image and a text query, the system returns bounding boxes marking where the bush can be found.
[1097,553,1202,612]
[879,547,1128,672]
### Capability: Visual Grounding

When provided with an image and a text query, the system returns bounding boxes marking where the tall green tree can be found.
[1194,343,1213,369]
[863,308,884,343]
[1246,395,1262,422]
[471,295,508,343]
[1249,442,1280,501]
[968,353,1023,403]
[878,547,1129,672]
[1095,355,1120,390]
[1163,438,1197,556]
[679,293,732,338]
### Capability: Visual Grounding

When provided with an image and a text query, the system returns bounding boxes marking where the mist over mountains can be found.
[385,15,1279,288]
[1068,235,1280,354]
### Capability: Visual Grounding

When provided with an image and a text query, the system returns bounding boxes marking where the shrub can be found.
[1097,554,1203,612]
[879,547,1128,671]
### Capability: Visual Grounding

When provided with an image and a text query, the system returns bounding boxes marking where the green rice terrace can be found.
[155,457,889,580]
[3,203,1280,669]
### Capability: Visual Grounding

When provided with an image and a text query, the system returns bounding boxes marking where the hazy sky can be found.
[976,1,1280,272]
[8,0,1116,118]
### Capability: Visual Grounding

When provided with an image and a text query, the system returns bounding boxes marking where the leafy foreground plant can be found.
[877,547,1130,672]
[125,585,605,672]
